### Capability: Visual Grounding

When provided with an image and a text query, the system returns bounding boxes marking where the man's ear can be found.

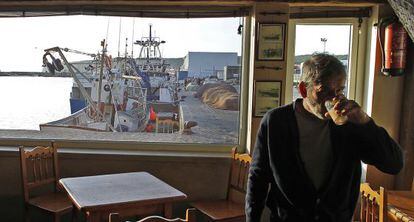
[299,82,307,98]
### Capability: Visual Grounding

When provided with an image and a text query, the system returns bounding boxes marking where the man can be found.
[246,54,403,222]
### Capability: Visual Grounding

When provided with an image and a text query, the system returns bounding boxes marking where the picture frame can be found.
[256,23,286,61]
[254,80,282,117]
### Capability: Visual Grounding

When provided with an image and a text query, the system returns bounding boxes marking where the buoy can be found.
[149,107,157,121]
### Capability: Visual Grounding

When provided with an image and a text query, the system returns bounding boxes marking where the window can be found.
[0,15,246,145]
[287,18,366,103]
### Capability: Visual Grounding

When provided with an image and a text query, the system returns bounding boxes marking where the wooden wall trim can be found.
[0,0,386,18]
[0,0,385,8]
[290,8,371,18]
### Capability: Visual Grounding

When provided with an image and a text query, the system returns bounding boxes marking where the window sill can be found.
[0,129,237,153]
[0,146,230,161]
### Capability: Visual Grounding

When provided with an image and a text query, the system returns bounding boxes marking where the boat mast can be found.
[147,24,152,61]
[97,39,106,120]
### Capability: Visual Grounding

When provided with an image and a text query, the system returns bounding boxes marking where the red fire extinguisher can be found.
[378,17,408,76]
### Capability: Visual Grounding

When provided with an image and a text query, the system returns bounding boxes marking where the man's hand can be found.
[325,95,371,125]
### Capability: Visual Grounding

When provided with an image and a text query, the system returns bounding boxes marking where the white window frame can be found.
[286,18,369,105]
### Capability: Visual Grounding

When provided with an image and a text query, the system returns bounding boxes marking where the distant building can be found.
[181,52,238,78]
[293,64,301,85]
[223,66,241,81]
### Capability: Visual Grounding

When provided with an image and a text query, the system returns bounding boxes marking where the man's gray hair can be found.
[300,53,346,88]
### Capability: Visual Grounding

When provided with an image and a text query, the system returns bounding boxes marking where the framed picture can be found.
[256,23,286,61]
[254,80,282,117]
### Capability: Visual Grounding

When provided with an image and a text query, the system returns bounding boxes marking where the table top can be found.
[388,190,414,218]
[59,172,187,211]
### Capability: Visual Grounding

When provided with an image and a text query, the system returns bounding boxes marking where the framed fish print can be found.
[256,23,286,61]
[254,80,282,117]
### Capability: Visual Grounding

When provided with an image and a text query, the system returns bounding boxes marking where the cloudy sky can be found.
[0,16,242,71]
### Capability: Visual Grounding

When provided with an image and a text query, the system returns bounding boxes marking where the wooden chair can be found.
[109,208,196,222]
[191,147,251,221]
[360,183,387,222]
[19,142,73,222]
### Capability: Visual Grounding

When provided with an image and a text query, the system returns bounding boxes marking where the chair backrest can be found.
[109,208,196,222]
[19,142,60,202]
[360,183,387,222]
[227,147,251,204]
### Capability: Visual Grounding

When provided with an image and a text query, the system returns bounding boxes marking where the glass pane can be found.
[292,24,352,101]
[0,16,243,144]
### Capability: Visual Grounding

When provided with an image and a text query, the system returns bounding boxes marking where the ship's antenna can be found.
[131,18,135,58]
[117,17,122,57]
[105,17,110,41]
[147,24,152,61]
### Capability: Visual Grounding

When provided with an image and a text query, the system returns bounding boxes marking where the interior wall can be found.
[248,2,289,152]
[396,40,414,190]
[365,5,405,190]
[0,148,231,222]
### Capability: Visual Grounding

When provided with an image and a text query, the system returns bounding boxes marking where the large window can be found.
[0,16,244,145]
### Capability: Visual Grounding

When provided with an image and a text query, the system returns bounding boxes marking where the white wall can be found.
[186,52,238,78]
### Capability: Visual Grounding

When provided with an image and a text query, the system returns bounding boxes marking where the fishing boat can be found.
[40,26,182,133]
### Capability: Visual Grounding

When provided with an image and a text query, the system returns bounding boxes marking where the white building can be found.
[181,52,238,78]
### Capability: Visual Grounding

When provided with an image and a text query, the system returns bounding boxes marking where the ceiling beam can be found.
[0,0,386,8]
[0,0,387,18]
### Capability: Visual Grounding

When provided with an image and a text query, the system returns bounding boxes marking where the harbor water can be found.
[0,76,73,130]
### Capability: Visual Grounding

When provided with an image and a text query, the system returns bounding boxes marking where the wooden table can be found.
[59,172,187,222]
[388,191,414,221]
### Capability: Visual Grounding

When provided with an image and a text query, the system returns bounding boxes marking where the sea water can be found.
[0,76,73,130]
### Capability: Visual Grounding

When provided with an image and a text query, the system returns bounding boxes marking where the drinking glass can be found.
[325,99,348,125]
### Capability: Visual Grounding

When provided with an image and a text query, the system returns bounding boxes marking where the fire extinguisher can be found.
[378,17,408,76]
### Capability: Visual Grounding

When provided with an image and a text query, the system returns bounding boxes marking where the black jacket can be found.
[246,101,403,222]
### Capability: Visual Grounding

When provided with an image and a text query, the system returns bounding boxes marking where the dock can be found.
[180,90,239,144]
[0,71,71,77]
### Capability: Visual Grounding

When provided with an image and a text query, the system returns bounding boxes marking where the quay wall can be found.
[0,71,71,77]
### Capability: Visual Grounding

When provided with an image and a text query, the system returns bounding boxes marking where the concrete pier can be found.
[0,71,71,77]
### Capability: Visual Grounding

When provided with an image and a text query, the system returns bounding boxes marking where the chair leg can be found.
[72,205,78,222]
[54,213,60,222]
[25,212,30,222]
[24,206,30,222]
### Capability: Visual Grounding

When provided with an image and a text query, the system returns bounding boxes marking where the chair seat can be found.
[191,200,245,221]
[28,192,72,213]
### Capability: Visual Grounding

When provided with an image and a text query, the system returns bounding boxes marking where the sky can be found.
[0,16,242,72]
[295,24,352,56]
[0,16,352,72]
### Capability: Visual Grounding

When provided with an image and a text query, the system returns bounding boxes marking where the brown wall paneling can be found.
[249,2,289,151]
[0,148,230,221]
